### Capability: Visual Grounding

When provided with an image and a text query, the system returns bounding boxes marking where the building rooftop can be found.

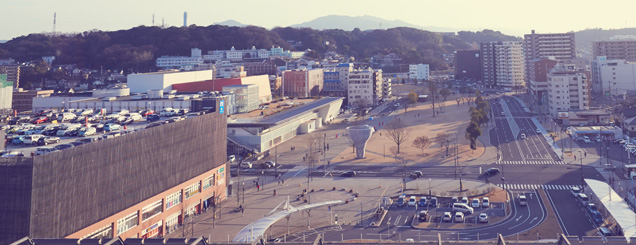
[259,97,342,125]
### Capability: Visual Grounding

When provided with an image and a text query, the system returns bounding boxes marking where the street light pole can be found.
[580,151,584,186]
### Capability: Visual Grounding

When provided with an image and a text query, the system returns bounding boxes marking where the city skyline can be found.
[2,0,636,40]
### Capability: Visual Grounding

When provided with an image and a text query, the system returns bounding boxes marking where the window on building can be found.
[141,200,163,222]
[83,224,113,239]
[203,175,215,190]
[166,191,182,210]
[185,182,201,199]
[117,212,139,235]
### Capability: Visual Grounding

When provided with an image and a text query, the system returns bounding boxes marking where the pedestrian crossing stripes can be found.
[495,184,583,190]
[500,160,566,165]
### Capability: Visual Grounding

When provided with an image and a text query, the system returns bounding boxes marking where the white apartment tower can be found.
[348,68,383,107]
[547,64,590,117]
[524,30,576,96]
[481,41,525,88]
[591,56,636,96]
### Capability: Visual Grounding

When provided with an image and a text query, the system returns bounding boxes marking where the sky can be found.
[1,0,635,40]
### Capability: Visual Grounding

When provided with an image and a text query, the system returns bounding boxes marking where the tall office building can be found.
[524,30,576,96]
[593,40,636,61]
[480,41,525,88]
[454,50,481,81]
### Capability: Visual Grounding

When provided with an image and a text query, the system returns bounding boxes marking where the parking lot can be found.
[2,108,201,157]
[577,138,636,167]
[384,195,506,230]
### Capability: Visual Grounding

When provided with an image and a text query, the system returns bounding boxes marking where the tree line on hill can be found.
[0,25,519,74]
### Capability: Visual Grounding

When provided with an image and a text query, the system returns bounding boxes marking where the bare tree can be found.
[353,97,371,115]
[428,80,438,117]
[456,97,461,106]
[385,120,410,153]
[435,132,449,152]
[412,136,431,155]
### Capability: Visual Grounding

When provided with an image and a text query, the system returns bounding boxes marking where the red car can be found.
[141,110,155,116]
[32,116,48,124]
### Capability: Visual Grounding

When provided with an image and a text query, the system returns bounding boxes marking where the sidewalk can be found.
[166,174,501,242]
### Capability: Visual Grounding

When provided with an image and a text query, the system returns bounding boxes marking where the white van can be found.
[160,108,177,117]
[519,195,528,206]
[23,134,44,145]
[240,162,253,169]
[452,203,474,214]
[583,136,591,143]
[58,112,77,121]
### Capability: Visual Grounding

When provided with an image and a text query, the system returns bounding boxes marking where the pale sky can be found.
[1,0,635,40]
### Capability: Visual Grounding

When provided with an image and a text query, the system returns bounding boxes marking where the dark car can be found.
[418,210,429,222]
[410,171,423,178]
[70,141,85,147]
[37,136,60,146]
[484,168,501,176]
[42,127,61,136]
[341,171,356,177]
[147,114,160,122]
[429,197,438,207]
[54,144,74,150]
[261,161,276,169]
[93,123,105,132]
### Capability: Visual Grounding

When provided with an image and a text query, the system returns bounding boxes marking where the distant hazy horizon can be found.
[1,0,634,40]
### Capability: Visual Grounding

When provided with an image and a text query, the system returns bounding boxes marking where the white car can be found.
[570,187,581,197]
[482,197,490,208]
[520,133,526,139]
[471,198,480,208]
[442,212,452,222]
[228,155,236,162]
[461,197,469,205]
[454,212,465,222]
[536,129,541,134]
[478,213,489,223]
[240,162,252,169]
[408,196,417,207]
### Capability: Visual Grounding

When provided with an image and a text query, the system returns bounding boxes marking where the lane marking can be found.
[544,189,569,236]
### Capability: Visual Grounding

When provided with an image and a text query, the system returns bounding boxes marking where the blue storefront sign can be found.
[219,100,225,114]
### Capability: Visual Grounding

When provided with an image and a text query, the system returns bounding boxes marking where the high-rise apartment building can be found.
[347,68,383,107]
[480,41,525,88]
[454,50,481,81]
[547,64,590,117]
[0,74,12,112]
[593,40,636,61]
[524,30,576,96]
[408,64,429,81]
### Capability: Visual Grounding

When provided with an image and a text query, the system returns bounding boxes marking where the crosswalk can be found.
[500,160,566,165]
[496,184,583,190]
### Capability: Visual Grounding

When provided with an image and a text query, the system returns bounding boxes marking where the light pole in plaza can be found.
[579,150,584,186]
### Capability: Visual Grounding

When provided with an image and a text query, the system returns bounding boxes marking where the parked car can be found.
[482,197,490,208]
[77,127,97,137]
[240,162,253,169]
[23,134,45,145]
[11,136,25,145]
[578,193,590,206]
[35,147,58,156]
[37,136,60,146]
[452,203,474,214]
[454,212,465,222]
[410,171,423,178]
[429,197,438,207]
[442,212,452,222]
[54,144,74,150]
[418,197,427,207]
[478,213,489,223]
[471,198,480,208]
[1,151,24,157]
[451,196,459,204]
[263,161,276,168]
[147,114,161,122]
[228,155,236,162]
[31,116,48,124]
[461,197,469,205]
[418,210,429,222]
[93,123,105,132]
[408,196,417,207]
[141,109,155,116]
[396,194,406,207]
[104,124,121,132]
[341,171,356,177]
[591,211,603,224]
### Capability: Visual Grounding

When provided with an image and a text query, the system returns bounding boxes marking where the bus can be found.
[625,164,636,179]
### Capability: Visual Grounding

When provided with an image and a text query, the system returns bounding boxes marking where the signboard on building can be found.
[558,112,569,119]
[219,100,225,114]
[218,166,225,185]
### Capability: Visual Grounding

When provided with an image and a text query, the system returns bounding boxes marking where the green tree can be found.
[465,121,481,150]
[407,91,418,107]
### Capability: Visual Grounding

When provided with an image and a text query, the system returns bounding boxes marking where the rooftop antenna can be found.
[162,18,165,28]
[152,14,155,26]
[53,12,56,34]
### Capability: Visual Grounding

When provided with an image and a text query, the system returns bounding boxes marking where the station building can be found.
[0,100,228,243]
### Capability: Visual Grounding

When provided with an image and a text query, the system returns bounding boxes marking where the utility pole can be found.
[275,145,278,179]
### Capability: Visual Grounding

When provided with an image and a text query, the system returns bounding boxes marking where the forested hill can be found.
[0,25,518,72]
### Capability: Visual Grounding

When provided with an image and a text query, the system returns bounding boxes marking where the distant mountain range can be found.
[290,15,460,33]
[0,40,6,43]
[213,20,245,27]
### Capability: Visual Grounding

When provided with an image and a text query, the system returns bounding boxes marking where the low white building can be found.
[156,48,204,70]
[591,56,636,95]
[547,65,590,117]
[127,70,214,93]
[408,64,429,81]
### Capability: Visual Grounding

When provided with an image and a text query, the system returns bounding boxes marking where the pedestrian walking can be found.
[273,189,277,196]
[257,183,260,191]
[281,178,285,184]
